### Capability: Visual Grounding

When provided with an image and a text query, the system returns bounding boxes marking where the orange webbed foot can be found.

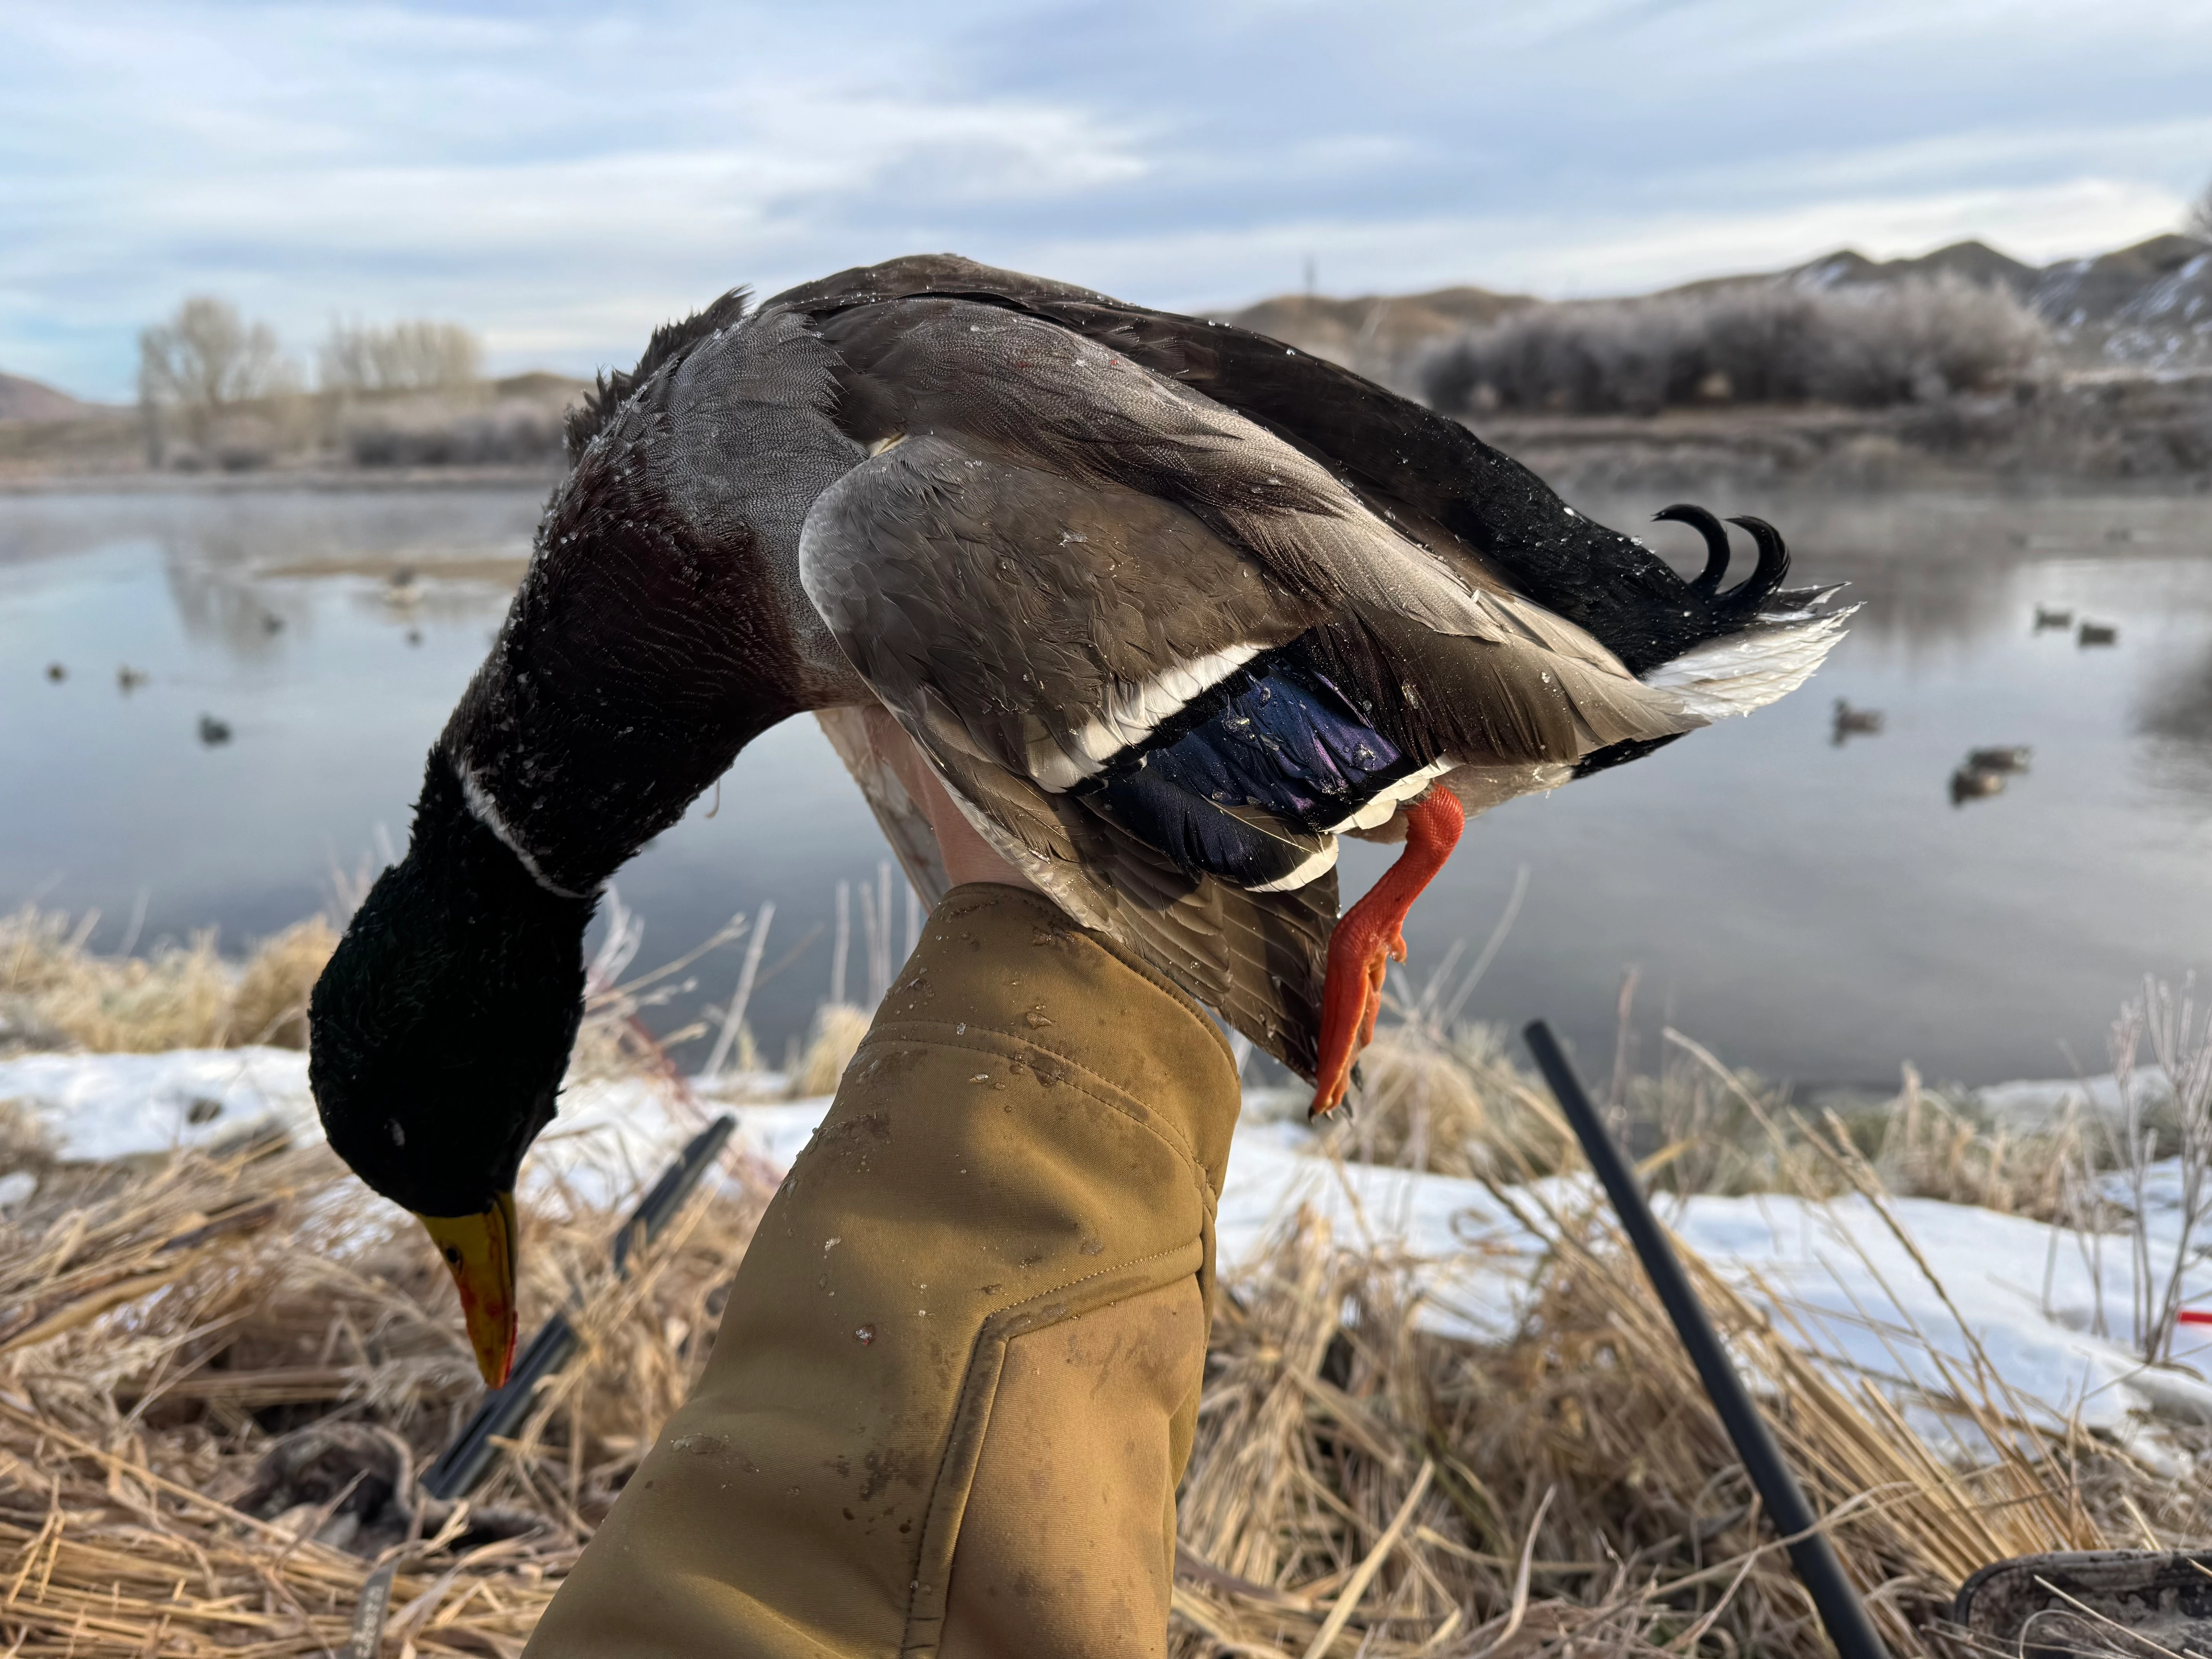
[1309,787,1465,1117]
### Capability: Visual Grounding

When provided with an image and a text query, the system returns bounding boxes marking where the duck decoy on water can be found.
[1832,698,1884,743]
[2033,606,2073,631]
[2078,620,2119,647]
[1950,745,2028,805]
[1950,764,2008,805]
[304,255,1850,1386]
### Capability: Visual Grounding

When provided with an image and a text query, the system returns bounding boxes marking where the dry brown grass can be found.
[1174,1196,2142,1658]
[788,1002,872,1099]
[0,909,337,1054]
[1319,1022,1571,1181]
[0,903,725,1092]
[0,1109,777,1658]
[0,1121,2161,1658]
[0,922,2197,1655]
[0,1042,2188,1657]
[1330,1013,2096,1224]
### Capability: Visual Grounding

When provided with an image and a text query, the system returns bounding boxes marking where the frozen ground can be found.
[5,1048,2211,1463]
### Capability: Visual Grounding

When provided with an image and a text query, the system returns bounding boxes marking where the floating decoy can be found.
[261,613,285,635]
[44,662,65,683]
[2033,606,2072,631]
[1966,746,2030,774]
[1950,765,2007,805]
[305,255,1850,1385]
[2078,620,2118,647]
[117,665,149,692]
[197,714,233,746]
[1832,698,1884,742]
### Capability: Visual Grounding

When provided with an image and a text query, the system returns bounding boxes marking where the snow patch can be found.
[11,1051,2212,1460]
[0,1048,319,1162]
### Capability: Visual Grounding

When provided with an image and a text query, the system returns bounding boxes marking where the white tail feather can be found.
[1640,607,1857,720]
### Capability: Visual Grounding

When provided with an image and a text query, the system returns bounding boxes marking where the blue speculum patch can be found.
[1085,659,1420,884]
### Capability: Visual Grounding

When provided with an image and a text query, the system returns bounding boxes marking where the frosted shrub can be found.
[1422,273,2047,414]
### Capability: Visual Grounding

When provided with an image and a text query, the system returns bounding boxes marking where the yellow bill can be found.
[418,1192,519,1388]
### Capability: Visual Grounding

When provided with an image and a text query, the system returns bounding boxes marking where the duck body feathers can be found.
[438,254,1846,1081]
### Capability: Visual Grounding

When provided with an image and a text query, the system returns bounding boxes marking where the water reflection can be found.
[2135,639,2212,805]
[162,557,306,661]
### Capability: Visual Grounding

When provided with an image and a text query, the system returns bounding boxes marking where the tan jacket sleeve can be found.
[524,884,1240,1659]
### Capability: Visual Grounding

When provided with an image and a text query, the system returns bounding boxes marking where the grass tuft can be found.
[0,907,337,1053]
[789,1002,872,1099]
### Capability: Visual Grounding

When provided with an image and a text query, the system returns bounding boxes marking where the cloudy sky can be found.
[4,0,2207,400]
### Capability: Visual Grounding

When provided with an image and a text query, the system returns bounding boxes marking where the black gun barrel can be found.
[422,1113,737,1502]
[1522,1022,1890,1659]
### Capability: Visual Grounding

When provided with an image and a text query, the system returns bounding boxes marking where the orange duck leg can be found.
[1310,786,1465,1116]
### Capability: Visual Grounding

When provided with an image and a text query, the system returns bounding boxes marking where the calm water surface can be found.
[5,483,2211,1085]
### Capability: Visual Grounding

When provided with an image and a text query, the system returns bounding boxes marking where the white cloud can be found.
[0,0,2205,397]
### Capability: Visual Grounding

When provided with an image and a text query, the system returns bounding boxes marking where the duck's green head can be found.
[308,754,591,1387]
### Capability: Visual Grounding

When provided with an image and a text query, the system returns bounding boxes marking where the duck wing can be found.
[768,253,1824,679]
[796,295,1698,1075]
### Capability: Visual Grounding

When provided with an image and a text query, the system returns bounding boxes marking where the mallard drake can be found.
[307,255,1847,1384]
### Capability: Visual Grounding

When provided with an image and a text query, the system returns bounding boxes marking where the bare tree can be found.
[319,319,481,393]
[137,296,294,453]
[2188,177,2212,243]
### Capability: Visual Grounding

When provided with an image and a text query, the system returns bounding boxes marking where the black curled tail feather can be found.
[1721,515,1790,613]
[1650,506,1790,615]
[1652,503,1731,594]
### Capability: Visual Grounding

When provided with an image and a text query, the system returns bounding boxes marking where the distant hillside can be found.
[1218,285,1534,389]
[1229,232,2212,386]
[2018,235,2212,368]
[0,372,104,423]
[1718,238,2042,297]
[1771,234,2212,371]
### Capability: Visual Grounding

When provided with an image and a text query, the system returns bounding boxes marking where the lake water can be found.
[5,481,2211,1087]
